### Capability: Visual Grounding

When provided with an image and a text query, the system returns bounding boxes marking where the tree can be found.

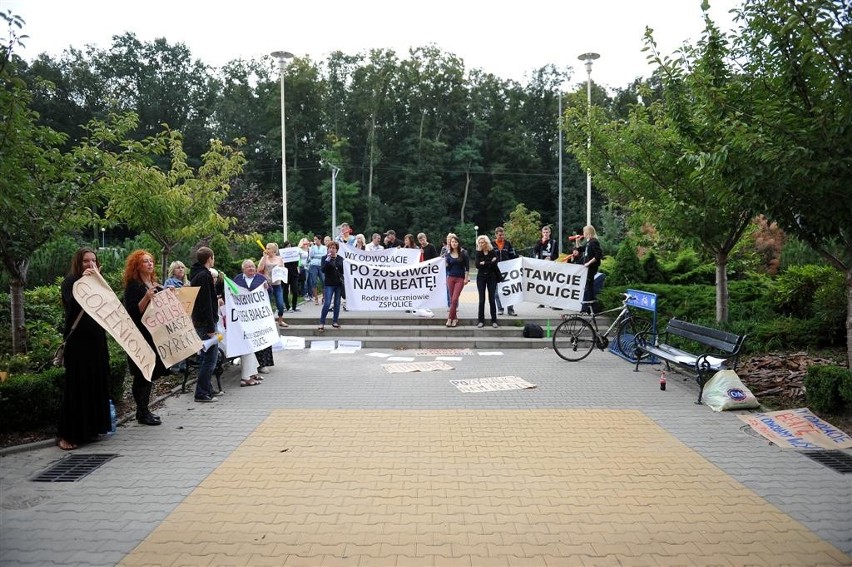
[100,118,246,278]
[731,0,852,363]
[564,15,756,323]
[503,204,542,255]
[0,14,131,353]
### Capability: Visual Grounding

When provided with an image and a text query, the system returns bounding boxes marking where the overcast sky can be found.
[3,0,741,90]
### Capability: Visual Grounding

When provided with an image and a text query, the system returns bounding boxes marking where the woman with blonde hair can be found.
[579,224,603,313]
[164,261,189,288]
[474,235,500,328]
[122,249,169,426]
[258,242,288,328]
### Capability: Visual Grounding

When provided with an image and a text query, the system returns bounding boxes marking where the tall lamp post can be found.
[577,52,599,227]
[271,50,294,240]
[557,89,563,255]
[330,165,340,239]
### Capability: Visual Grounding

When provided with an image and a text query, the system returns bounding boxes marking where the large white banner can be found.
[344,256,448,311]
[339,242,422,267]
[224,284,280,357]
[497,257,588,310]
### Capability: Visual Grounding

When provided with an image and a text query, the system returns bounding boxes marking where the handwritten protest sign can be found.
[174,286,199,315]
[497,257,587,311]
[344,255,447,311]
[339,242,421,267]
[72,271,156,381]
[224,283,280,357]
[280,246,301,264]
[142,289,202,368]
[738,408,852,450]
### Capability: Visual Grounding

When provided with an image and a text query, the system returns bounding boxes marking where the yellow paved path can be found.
[120,410,850,566]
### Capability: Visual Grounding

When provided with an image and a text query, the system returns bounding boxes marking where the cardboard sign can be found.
[142,289,203,368]
[72,271,156,381]
[739,408,852,450]
[174,286,199,315]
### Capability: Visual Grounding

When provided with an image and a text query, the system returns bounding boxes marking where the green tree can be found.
[564,15,755,323]
[100,117,246,278]
[731,0,852,363]
[503,204,542,255]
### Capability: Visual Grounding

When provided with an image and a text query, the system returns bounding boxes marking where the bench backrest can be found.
[666,318,743,354]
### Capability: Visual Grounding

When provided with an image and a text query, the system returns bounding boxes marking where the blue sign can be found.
[626,289,657,312]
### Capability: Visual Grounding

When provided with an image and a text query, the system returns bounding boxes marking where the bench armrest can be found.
[695,351,739,372]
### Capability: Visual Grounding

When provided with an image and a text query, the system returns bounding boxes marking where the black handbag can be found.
[53,310,84,367]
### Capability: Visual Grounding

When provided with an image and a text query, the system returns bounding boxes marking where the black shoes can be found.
[137,413,161,426]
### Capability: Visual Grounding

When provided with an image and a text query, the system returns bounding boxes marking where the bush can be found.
[641,250,666,284]
[0,367,64,432]
[804,365,852,414]
[608,241,644,286]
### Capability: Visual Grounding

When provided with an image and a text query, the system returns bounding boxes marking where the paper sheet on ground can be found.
[310,340,336,351]
[739,408,852,450]
[331,347,360,354]
[451,376,537,392]
[436,356,463,361]
[365,352,392,358]
[477,351,504,356]
[416,349,474,356]
[383,361,454,373]
[386,356,415,362]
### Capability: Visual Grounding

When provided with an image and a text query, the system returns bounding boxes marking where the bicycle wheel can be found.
[552,316,596,362]
[615,314,652,362]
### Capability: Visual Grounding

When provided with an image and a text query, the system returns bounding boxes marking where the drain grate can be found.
[801,450,852,474]
[32,454,119,482]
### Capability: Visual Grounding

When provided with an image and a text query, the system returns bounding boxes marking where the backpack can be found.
[522,323,544,338]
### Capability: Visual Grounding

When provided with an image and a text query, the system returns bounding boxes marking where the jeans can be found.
[320,284,342,325]
[306,265,321,299]
[194,328,218,399]
[446,276,465,320]
[270,284,285,317]
[477,275,498,323]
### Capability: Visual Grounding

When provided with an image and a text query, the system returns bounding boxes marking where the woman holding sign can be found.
[123,250,169,426]
[57,248,112,451]
[258,242,289,328]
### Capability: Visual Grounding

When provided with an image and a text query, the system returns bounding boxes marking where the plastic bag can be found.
[414,308,434,318]
[702,369,759,411]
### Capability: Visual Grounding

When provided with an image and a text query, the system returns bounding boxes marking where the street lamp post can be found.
[578,52,599,227]
[101,227,105,249]
[330,166,340,239]
[271,50,294,240]
[557,89,563,255]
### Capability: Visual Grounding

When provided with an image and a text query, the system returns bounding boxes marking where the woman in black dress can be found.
[123,249,169,426]
[57,248,111,450]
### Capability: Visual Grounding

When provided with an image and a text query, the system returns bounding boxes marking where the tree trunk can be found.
[715,252,729,324]
[367,112,377,229]
[8,259,29,354]
[460,168,471,225]
[846,267,852,367]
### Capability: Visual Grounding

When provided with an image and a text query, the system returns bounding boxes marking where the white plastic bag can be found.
[414,308,434,318]
[702,369,759,411]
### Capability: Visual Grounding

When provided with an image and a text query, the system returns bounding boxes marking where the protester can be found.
[232,259,275,387]
[444,233,469,328]
[366,233,384,251]
[123,250,169,423]
[474,235,500,328]
[335,222,356,246]
[418,232,438,261]
[318,241,344,331]
[533,225,558,308]
[579,225,603,313]
[403,233,418,249]
[354,234,367,250]
[258,242,288,328]
[384,229,402,248]
[164,261,189,288]
[57,248,111,450]
[307,235,326,305]
[280,240,301,313]
[492,226,517,316]
[189,246,220,403]
[298,238,311,301]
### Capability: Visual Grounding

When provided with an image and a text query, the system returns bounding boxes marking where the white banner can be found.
[224,284,280,357]
[339,242,422,267]
[344,255,448,311]
[497,257,588,310]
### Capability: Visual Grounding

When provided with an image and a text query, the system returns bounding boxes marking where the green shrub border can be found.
[804,365,852,414]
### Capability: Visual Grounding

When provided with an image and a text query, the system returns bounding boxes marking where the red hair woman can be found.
[122,250,169,426]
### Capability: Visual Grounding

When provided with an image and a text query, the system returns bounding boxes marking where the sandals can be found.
[278,320,289,328]
[317,326,325,332]
[57,438,77,451]
[240,378,260,387]
[331,323,341,329]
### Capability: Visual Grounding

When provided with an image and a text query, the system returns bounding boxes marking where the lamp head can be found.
[270,51,294,60]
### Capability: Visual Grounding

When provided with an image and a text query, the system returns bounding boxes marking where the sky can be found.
[2,0,741,90]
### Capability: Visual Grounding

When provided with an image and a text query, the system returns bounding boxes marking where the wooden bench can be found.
[633,318,746,404]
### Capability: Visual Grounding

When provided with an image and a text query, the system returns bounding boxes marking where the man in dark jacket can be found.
[493,226,517,316]
[189,246,220,403]
[383,229,402,248]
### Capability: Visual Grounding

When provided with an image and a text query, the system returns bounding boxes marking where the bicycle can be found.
[552,294,652,362]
